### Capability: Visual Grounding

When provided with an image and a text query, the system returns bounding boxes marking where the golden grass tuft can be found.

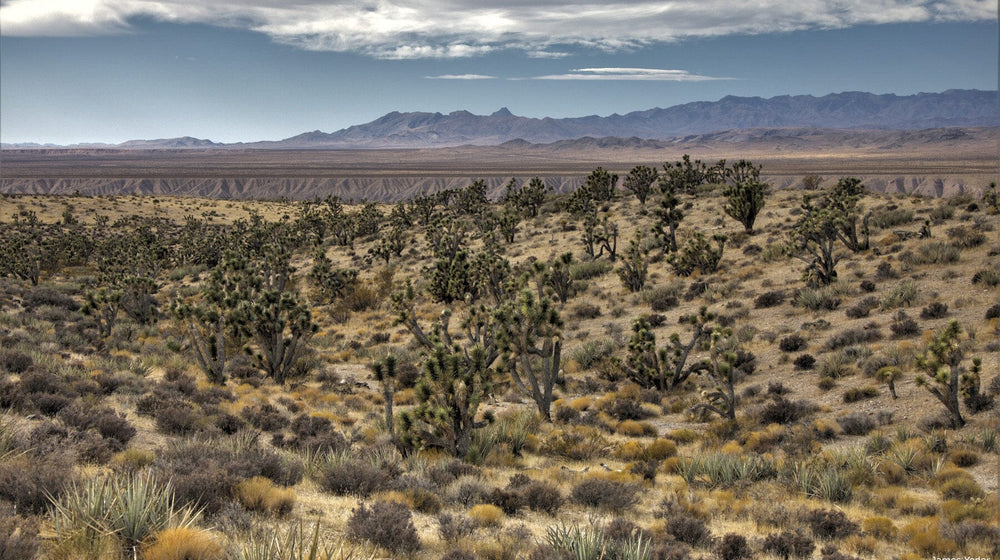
[141,527,225,560]
[861,516,897,540]
[900,518,958,556]
[234,476,296,516]
[468,504,504,527]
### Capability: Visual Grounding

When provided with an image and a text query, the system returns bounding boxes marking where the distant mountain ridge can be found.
[3,89,996,150]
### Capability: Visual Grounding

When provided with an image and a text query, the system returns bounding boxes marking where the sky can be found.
[1,1,997,145]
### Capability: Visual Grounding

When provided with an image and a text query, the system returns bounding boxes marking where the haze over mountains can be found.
[4,89,997,150]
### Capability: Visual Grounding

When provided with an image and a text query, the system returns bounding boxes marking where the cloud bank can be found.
[2,0,994,58]
[527,68,732,81]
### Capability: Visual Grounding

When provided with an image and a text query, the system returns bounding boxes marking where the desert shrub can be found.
[486,487,525,515]
[240,403,289,432]
[141,527,225,560]
[837,413,877,436]
[57,402,136,449]
[819,351,856,379]
[779,334,806,352]
[0,510,39,560]
[0,349,33,374]
[826,325,881,350]
[278,413,348,453]
[794,354,816,370]
[904,241,960,265]
[346,499,420,554]
[870,208,913,229]
[154,438,300,515]
[946,225,986,248]
[571,340,615,370]
[438,512,476,543]
[985,304,1000,320]
[889,311,919,337]
[807,509,858,540]
[540,427,611,461]
[319,458,392,497]
[153,401,203,435]
[715,534,750,560]
[796,286,841,311]
[880,280,919,310]
[942,521,1000,556]
[647,286,680,312]
[930,205,955,221]
[0,454,74,514]
[939,476,984,501]
[606,398,646,421]
[427,460,480,488]
[572,302,601,319]
[23,286,80,311]
[920,302,949,319]
[660,513,711,546]
[842,386,879,404]
[901,519,958,556]
[754,290,786,308]
[522,480,564,515]
[758,397,814,425]
[844,296,879,319]
[570,478,640,512]
[972,267,1000,287]
[763,531,815,559]
[570,259,613,280]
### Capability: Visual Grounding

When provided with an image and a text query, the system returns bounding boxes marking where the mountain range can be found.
[3,89,997,150]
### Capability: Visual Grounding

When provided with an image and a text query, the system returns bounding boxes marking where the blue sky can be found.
[1,1,996,145]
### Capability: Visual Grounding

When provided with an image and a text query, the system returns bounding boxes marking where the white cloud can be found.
[526,68,733,81]
[426,74,497,80]
[1,0,994,58]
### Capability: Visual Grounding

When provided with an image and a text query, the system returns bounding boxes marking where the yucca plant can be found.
[108,472,199,547]
[233,521,375,560]
[545,524,608,560]
[812,469,853,503]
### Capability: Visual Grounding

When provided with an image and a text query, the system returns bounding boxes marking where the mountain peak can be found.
[491,107,514,117]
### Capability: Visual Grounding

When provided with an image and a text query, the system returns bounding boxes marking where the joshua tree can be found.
[398,342,495,458]
[618,307,715,391]
[623,165,658,205]
[722,160,768,234]
[668,233,726,276]
[372,355,401,443]
[170,253,254,384]
[617,229,649,293]
[652,173,684,253]
[787,195,844,286]
[494,283,563,420]
[914,320,968,428]
[877,366,902,399]
[690,327,743,421]
[502,177,549,217]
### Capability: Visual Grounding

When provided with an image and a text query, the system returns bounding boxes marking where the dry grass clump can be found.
[234,476,296,515]
[141,527,225,560]
[467,503,504,527]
